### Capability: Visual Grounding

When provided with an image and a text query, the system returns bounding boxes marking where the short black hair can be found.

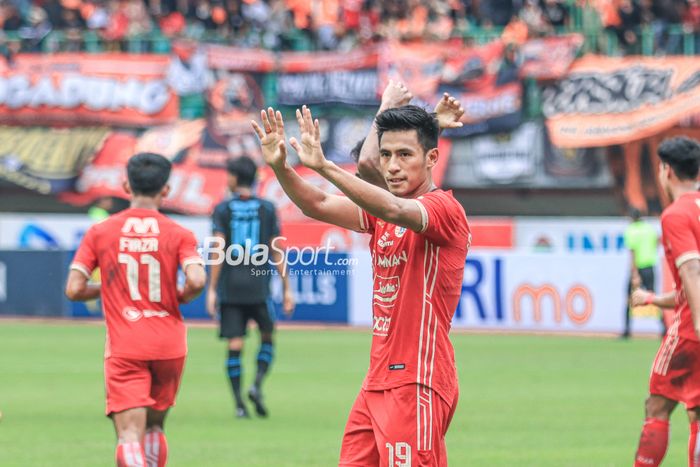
[657,137,700,181]
[127,153,172,196]
[350,138,365,163]
[375,105,439,153]
[226,156,257,187]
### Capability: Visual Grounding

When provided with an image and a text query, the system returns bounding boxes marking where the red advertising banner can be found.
[60,130,228,215]
[205,44,276,72]
[0,54,178,127]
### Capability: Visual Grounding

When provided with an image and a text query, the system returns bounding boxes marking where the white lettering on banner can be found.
[376,251,407,268]
[449,252,640,334]
[0,76,170,114]
[0,261,6,301]
[121,217,160,235]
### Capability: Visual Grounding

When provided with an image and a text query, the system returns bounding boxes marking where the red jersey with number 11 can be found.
[71,208,203,360]
[358,189,470,407]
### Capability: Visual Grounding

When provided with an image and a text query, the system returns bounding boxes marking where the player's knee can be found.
[117,426,142,443]
[645,396,673,419]
[228,338,244,351]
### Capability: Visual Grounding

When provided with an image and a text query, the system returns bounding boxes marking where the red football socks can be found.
[144,430,168,467]
[116,441,146,467]
[689,421,700,467]
[635,418,669,467]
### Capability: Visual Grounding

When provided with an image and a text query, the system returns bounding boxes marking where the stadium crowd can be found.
[0,0,698,54]
[0,0,574,52]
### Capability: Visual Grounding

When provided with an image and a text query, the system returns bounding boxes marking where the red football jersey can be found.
[661,192,700,342]
[71,208,203,360]
[358,189,470,407]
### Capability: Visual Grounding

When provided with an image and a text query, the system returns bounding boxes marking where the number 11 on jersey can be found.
[118,253,162,302]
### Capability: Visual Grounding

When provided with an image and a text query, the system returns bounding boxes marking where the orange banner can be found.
[0,54,178,127]
[544,54,700,148]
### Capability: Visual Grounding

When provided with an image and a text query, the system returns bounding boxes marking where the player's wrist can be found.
[644,293,656,306]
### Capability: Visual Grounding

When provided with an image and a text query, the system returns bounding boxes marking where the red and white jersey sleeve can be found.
[661,192,700,341]
[71,225,99,278]
[415,190,472,247]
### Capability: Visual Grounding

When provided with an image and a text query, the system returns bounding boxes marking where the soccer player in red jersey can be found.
[252,104,470,466]
[632,137,700,467]
[65,153,206,467]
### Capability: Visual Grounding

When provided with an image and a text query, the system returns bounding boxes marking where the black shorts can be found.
[219,302,275,339]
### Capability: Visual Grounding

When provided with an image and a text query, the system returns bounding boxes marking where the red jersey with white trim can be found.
[71,208,203,360]
[661,192,700,342]
[358,189,470,406]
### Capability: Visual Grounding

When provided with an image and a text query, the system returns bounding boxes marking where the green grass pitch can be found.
[0,322,691,466]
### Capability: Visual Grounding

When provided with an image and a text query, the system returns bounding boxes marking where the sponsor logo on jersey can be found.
[122,307,170,322]
[373,275,400,308]
[121,217,160,235]
[377,232,394,248]
[388,363,405,370]
[373,315,391,336]
[376,250,408,268]
[394,226,407,238]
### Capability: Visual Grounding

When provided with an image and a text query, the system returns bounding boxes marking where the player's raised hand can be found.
[289,105,327,171]
[379,79,413,112]
[434,92,464,130]
[251,107,288,169]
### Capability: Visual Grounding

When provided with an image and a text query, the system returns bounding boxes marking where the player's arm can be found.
[679,259,700,336]
[631,289,676,309]
[66,227,100,301]
[65,269,101,301]
[177,231,207,304]
[178,263,206,303]
[357,80,412,188]
[290,106,424,232]
[271,247,295,316]
[206,232,225,317]
[251,108,363,232]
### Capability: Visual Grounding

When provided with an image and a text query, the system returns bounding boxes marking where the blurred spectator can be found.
[540,0,569,29]
[615,0,642,54]
[481,0,516,27]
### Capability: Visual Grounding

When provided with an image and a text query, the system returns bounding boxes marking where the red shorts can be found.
[339,384,458,467]
[649,335,700,409]
[104,356,186,416]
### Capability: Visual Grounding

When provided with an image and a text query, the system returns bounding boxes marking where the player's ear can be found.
[123,180,132,195]
[426,148,438,169]
[161,184,171,198]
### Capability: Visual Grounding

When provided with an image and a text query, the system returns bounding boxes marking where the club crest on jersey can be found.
[395,226,407,238]
[121,217,160,235]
